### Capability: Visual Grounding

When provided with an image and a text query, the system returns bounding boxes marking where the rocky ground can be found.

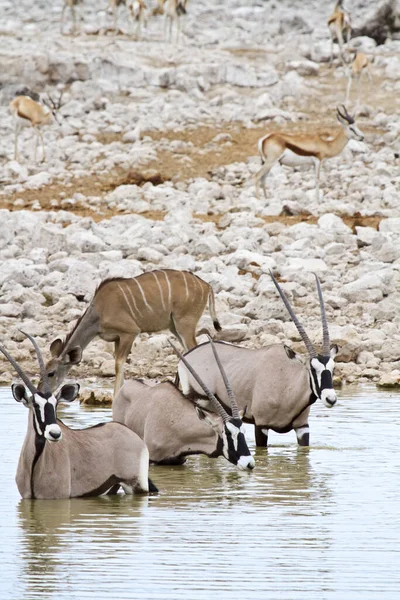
[0,0,399,400]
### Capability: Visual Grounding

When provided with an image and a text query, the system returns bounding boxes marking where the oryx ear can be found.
[57,383,80,403]
[50,338,63,357]
[330,344,338,359]
[66,347,82,365]
[12,383,31,406]
[284,345,298,360]
[195,406,220,431]
[239,405,247,420]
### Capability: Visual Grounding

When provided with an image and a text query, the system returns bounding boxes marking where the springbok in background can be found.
[254,105,364,201]
[177,272,338,448]
[165,0,187,42]
[0,332,157,499]
[9,94,61,162]
[40,269,221,396]
[345,51,371,106]
[61,0,83,35]
[113,338,255,469]
[129,0,148,37]
[328,0,351,66]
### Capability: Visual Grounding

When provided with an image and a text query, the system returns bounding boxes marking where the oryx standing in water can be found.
[113,338,255,470]
[0,332,157,499]
[40,269,221,397]
[177,273,338,447]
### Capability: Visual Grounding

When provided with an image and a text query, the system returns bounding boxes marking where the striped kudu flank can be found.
[178,273,338,449]
[0,332,157,499]
[41,269,221,396]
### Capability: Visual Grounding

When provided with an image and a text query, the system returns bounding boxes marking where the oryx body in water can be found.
[177,274,338,447]
[113,339,255,470]
[0,333,157,499]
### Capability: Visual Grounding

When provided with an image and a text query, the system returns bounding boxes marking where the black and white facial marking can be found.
[348,123,364,141]
[222,419,255,470]
[12,383,79,442]
[309,346,338,408]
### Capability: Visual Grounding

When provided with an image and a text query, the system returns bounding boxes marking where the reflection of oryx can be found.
[40,269,221,396]
[0,332,157,499]
[177,273,338,448]
[113,338,255,470]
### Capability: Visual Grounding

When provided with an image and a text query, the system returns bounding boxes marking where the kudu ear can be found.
[57,383,80,403]
[195,406,221,431]
[66,347,82,365]
[50,338,63,357]
[330,344,339,359]
[11,383,31,406]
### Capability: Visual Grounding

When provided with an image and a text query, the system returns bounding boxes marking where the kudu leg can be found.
[113,332,138,396]
[255,426,268,447]
[170,315,197,351]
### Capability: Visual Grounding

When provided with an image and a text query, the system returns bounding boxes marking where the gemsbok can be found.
[328,0,352,66]
[254,105,364,201]
[113,338,255,470]
[177,272,338,448]
[40,269,221,396]
[0,332,157,499]
[9,95,60,163]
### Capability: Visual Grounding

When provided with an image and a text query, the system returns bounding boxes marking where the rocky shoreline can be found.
[0,0,399,401]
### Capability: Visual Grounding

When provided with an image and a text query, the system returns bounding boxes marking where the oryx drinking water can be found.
[177,273,338,447]
[0,332,157,499]
[113,338,255,470]
[41,269,221,396]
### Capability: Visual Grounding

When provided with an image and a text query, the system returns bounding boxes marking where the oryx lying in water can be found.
[0,332,157,499]
[112,339,255,470]
[177,273,338,447]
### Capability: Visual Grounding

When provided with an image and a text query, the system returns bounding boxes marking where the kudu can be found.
[41,269,221,396]
[0,332,157,499]
[113,338,255,470]
[177,273,338,448]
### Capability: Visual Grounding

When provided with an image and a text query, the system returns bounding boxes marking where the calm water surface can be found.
[0,385,399,600]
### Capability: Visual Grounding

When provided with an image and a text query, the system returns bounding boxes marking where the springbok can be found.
[164,0,187,42]
[254,105,364,202]
[177,273,338,448]
[0,332,157,499]
[9,95,60,163]
[345,51,371,106]
[129,0,148,37]
[40,269,221,396]
[61,0,83,35]
[113,338,255,470]
[328,0,352,66]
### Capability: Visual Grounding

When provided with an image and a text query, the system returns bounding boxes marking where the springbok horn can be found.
[269,271,317,359]
[206,335,240,420]
[20,330,51,394]
[313,275,330,356]
[0,341,38,395]
[169,340,230,423]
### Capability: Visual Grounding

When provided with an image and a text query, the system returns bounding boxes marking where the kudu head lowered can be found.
[270,272,338,408]
[0,332,79,442]
[170,339,255,471]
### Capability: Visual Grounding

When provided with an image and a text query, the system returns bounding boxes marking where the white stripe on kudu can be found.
[42,269,221,397]
[152,271,166,311]
[135,278,154,313]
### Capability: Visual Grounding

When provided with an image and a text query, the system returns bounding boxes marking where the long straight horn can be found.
[169,340,230,423]
[206,335,240,420]
[269,271,317,358]
[313,275,330,356]
[0,342,38,395]
[20,330,51,394]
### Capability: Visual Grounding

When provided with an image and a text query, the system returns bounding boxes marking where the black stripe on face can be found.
[320,368,333,390]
